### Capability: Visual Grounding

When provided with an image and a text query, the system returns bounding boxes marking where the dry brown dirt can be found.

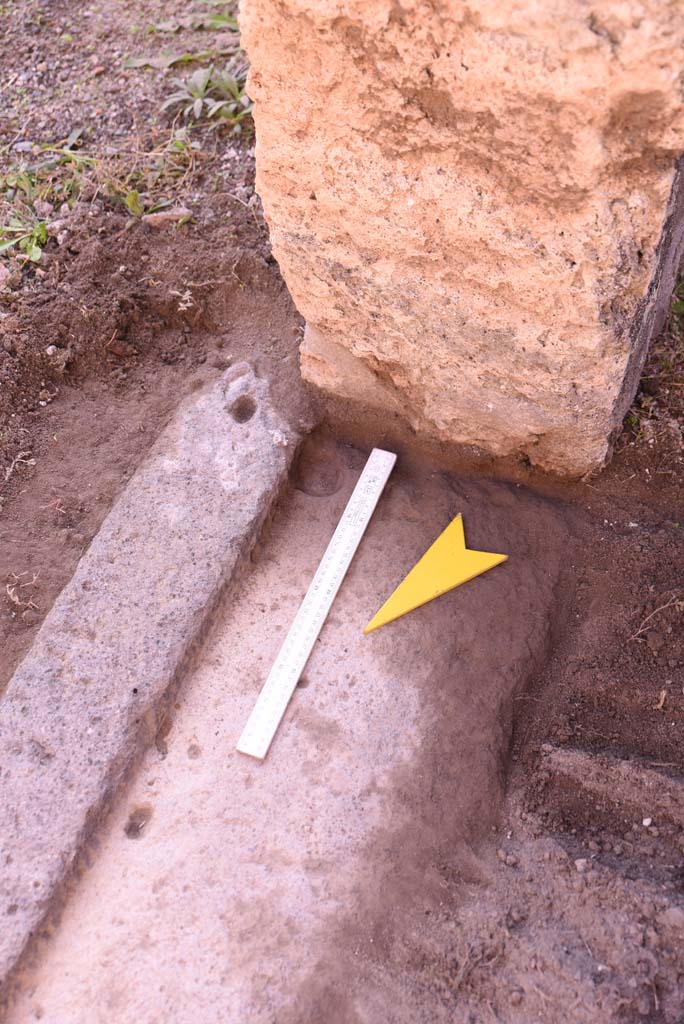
[1,2,684,1021]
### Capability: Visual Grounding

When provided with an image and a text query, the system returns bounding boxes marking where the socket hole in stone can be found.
[230,394,256,423]
[124,804,153,839]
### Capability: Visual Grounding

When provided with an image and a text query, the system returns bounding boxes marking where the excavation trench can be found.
[8,435,572,1023]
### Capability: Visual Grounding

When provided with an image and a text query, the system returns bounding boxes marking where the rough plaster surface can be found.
[242,0,684,475]
[0,364,296,989]
[7,441,568,1023]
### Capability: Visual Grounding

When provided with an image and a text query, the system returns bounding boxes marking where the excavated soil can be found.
[0,229,314,693]
[2,1,684,1021]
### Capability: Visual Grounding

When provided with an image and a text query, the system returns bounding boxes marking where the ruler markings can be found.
[236,447,396,760]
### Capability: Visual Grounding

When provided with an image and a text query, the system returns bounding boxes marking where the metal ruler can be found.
[236,447,397,760]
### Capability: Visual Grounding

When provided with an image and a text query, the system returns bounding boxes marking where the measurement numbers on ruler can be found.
[236,447,396,760]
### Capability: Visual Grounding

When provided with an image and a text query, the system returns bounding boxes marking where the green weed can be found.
[103,129,202,214]
[149,10,238,34]
[161,59,251,131]
[124,47,236,70]
[126,3,239,70]
[0,136,89,261]
[0,126,204,267]
[0,216,47,262]
[671,282,684,319]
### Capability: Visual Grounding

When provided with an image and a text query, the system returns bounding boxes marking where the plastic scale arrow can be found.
[364,514,507,633]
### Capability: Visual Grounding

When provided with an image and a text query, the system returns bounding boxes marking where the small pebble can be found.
[642,818,652,827]
[510,989,524,1006]
[646,630,664,652]
[574,858,589,873]
[636,993,652,1016]
[658,906,684,931]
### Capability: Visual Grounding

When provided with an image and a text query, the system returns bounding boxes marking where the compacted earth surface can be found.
[1,2,684,1022]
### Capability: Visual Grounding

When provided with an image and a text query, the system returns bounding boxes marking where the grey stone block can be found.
[0,363,297,985]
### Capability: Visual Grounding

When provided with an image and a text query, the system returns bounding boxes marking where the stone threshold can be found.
[0,363,298,994]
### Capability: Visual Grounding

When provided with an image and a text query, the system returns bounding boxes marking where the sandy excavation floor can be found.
[1,1,684,1021]
[8,439,569,1022]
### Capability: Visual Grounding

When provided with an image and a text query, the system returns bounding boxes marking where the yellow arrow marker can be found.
[364,514,507,633]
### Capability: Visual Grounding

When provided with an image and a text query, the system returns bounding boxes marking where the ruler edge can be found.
[236,446,397,760]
